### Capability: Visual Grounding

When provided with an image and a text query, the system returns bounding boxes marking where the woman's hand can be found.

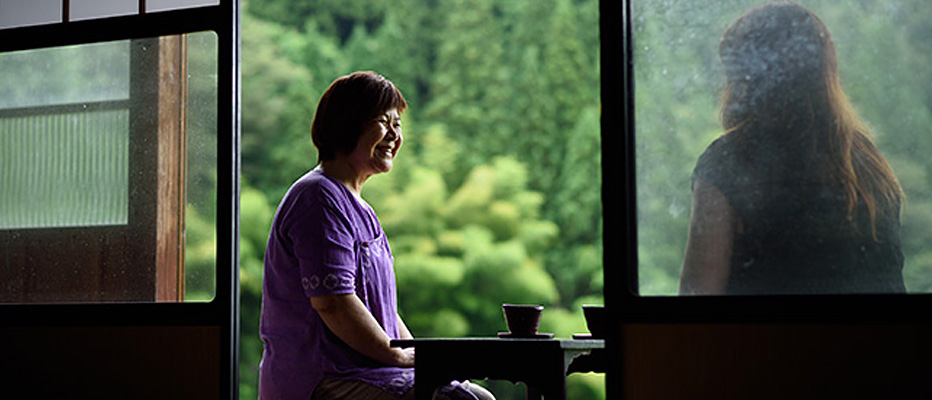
[311,293,413,367]
[394,347,415,368]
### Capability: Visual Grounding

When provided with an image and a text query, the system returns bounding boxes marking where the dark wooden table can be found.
[391,337,605,400]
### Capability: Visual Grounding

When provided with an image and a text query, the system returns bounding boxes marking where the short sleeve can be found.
[693,137,728,189]
[284,182,357,298]
[693,136,748,203]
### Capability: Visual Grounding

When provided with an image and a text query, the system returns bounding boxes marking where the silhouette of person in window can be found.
[680,1,906,295]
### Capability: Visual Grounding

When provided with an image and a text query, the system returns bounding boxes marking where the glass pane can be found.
[183,31,219,302]
[146,0,219,13]
[635,1,931,295]
[0,41,130,109]
[70,0,138,21]
[0,0,61,29]
[0,32,219,303]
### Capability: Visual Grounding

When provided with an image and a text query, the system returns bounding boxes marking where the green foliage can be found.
[368,156,561,337]
[185,204,217,302]
[240,12,319,198]
[237,184,275,399]
[240,186,274,295]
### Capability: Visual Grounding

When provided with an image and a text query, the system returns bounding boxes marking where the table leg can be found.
[526,377,566,400]
[526,386,543,400]
[415,375,449,400]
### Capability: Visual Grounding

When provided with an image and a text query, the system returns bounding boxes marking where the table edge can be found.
[390,337,605,349]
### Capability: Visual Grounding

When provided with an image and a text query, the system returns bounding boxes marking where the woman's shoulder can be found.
[274,170,358,231]
[275,170,354,219]
[698,135,736,160]
[693,135,739,181]
[288,169,347,200]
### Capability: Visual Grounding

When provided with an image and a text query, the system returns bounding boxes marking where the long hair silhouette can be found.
[718,1,903,239]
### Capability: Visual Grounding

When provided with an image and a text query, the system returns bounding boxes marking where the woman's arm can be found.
[679,179,739,295]
[311,294,415,367]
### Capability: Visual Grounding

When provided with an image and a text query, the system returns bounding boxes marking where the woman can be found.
[259,72,493,400]
[679,2,906,295]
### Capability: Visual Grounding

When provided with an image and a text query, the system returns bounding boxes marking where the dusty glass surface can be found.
[635,1,932,295]
[183,31,219,302]
[0,41,129,109]
[0,32,218,302]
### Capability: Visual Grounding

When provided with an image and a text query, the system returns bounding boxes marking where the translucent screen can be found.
[635,1,932,295]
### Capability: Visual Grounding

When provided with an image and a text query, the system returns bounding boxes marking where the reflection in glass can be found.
[680,2,904,295]
[635,1,931,295]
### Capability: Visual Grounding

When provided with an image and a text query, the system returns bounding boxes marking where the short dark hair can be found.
[311,71,407,161]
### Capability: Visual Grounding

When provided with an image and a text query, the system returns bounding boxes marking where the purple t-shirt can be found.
[259,168,413,400]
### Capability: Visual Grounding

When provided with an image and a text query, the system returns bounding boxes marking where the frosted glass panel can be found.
[0,111,129,229]
[146,0,219,13]
[0,0,61,29]
[70,0,137,21]
[0,40,130,229]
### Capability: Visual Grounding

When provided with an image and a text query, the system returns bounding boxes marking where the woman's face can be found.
[348,108,403,176]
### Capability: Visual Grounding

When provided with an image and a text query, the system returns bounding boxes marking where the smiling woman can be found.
[342,107,403,187]
[259,71,494,400]
[236,1,604,397]
[260,71,412,400]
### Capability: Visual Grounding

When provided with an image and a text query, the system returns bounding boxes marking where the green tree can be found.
[237,185,275,399]
[341,1,440,110]
[425,0,513,181]
[245,0,388,44]
[512,0,602,304]
[366,150,563,336]
[240,12,319,199]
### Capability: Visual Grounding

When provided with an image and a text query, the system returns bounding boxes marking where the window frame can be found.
[0,2,239,398]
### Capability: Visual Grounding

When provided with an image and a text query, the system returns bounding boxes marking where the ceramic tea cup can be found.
[502,304,543,337]
[582,305,605,338]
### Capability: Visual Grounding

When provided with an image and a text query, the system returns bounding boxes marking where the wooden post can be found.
[155,34,187,302]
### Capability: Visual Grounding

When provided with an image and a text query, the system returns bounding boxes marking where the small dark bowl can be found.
[582,305,605,338]
[502,304,544,337]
